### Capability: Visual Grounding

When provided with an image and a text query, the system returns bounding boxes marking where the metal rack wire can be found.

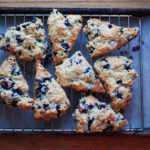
[0,13,143,134]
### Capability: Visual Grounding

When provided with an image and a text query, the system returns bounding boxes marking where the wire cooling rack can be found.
[0,11,143,135]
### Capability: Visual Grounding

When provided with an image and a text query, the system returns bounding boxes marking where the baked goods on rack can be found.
[55,51,105,93]
[33,60,70,122]
[0,54,33,111]
[94,56,138,110]
[0,17,48,61]
[47,9,83,65]
[73,95,128,133]
[83,19,139,57]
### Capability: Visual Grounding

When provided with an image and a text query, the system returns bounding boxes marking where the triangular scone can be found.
[0,54,33,111]
[83,19,139,57]
[0,17,48,61]
[94,56,138,110]
[73,95,128,133]
[55,51,105,93]
[33,60,70,122]
[47,9,83,65]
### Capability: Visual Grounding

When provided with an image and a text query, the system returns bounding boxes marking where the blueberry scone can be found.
[47,9,82,65]
[83,19,139,57]
[55,51,105,93]
[94,56,138,110]
[73,95,128,133]
[0,54,33,111]
[33,60,70,122]
[0,17,48,61]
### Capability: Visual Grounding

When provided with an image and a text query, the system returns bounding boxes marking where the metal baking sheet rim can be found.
[0,7,146,136]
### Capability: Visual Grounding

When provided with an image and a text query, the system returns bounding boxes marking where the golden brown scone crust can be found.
[73,95,128,133]
[0,17,48,61]
[33,60,70,122]
[0,54,33,111]
[55,51,105,93]
[83,19,139,57]
[94,56,138,110]
[47,9,82,65]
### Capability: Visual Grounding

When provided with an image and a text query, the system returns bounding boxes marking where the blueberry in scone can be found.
[47,9,83,65]
[83,19,139,57]
[33,60,70,122]
[73,95,128,133]
[0,17,48,61]
[55,51,105,93]
[0,54,33,111]
[94,56,138,110]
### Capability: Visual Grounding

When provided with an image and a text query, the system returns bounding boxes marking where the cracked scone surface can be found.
[83,19,139,57]
[33,60,71,122]
[73,95,128,133]
[0,17,48,61]
[47,9,82,65]
[55,51,105,93]
[94,56,138,110]
[0,54,33,111]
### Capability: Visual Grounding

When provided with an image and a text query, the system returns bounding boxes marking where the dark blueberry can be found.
[101,58,108,62]
[1,78,14,90]
[126,36,132,41]
[91,23,94,26]
[88,46,95,54]
[120,27,124,34]
[94,33,99,38]
[18,51,22,56]
[38,105,41,109]
[53,51,57,57]
[43,104,49,110]
[88,117,94,131]
[116,79,122,84]
[108,24,113,29]
[16,26,21,31]
[22,22,31,28]
[78,20,82,24]
[6,37,10,42]
[43,77,53,83]
[0,33,4,37]
[11,101,18,107]
[84,67,91,74]
[78,52,82,56]
[103,64,110,70]
[37,39,41,43]
[124,64,131,71]
[6,44,10,49]
[95,103,106,109]
[114,91,123,99]
[78,59,82,64]
[64,19,72,27]
[56,103,61,117]
[99,104,106,109]
[81,100,86,105]
[88,105,94,109]
[61,40,69,50]
[32,17,37,23]
[11,67,21,76]
[132,45,140,52]
[16,35,23,43]
[36,25,43,30]
[12,89,24,97]
[35,85,49,98]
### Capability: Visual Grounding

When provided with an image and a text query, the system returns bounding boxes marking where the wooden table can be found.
[0,0,150,149]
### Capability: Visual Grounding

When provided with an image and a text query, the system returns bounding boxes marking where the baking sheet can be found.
[0,13,145,134]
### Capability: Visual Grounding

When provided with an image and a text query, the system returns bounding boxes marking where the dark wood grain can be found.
[0,0,150,8]
[0,136,149,150]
